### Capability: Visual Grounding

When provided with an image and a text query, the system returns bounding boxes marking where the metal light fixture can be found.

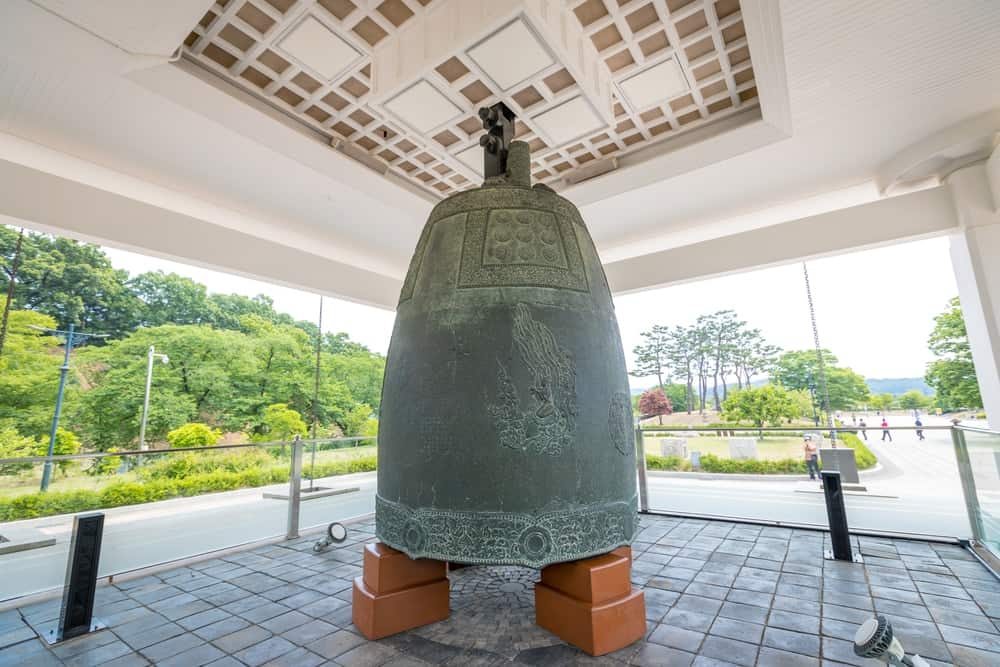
[854,615,930,666]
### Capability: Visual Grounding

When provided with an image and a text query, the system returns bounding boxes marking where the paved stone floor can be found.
[2,513,1000,666]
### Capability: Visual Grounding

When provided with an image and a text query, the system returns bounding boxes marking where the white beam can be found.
[604,185,958,294]
[0,157,402,310]
[947,158,1000,425]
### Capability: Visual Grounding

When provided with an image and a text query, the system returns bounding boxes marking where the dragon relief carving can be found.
[490,303,577,455]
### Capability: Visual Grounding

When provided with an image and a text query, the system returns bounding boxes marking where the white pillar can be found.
[947,145,1000,426]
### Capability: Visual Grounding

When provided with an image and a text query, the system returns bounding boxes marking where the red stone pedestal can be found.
[535,546,646,656]
[351,543,449,640]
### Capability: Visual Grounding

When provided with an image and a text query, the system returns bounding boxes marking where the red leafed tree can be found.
[639,388,673,424]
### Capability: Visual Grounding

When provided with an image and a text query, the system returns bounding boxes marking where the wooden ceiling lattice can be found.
[184,0,758,198]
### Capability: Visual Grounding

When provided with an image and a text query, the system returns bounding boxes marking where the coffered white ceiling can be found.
[182,0,761,198]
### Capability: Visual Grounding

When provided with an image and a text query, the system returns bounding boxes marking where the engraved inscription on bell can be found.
[376,140,638,569]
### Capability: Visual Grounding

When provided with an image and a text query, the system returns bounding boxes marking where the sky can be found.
[102,235,958,387]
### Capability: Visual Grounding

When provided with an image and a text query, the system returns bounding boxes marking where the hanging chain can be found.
[803,262,837,444]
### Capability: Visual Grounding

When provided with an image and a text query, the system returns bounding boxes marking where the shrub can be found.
[835,432,877,470]
[0,455,378,521]
[167,423,222,448]
[698,454,808,474]
[139,449,273,480]
[645,455,689,471]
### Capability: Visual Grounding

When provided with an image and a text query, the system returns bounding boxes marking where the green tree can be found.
[0,226,138,335]
[252,403,307,442]
[631,324,671,389]
[772,350,870,410]
[167,423,222,448]
[130,271,214,328]
[868,393,896,412]
[661,383,688,413]
[0,304,62,436]
[722,385,797,430]
[73,325,257,448]
[341,404,374,436]
[898,390,930,411]
[39,428,82,476]
[0,420,37,475]
[925,297,981,409]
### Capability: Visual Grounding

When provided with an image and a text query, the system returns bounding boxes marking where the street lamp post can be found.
[29,323,106,492]
[138,345,169,450]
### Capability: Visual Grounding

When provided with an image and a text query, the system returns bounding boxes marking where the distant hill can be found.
[866,377,933,396]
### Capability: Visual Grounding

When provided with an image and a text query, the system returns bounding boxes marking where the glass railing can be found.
[953,425,1000,560]
[634,423,973,540]
[0,436,376,603]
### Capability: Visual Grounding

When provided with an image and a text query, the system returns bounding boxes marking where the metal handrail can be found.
[637,425,951,432]
[0,435,376,466]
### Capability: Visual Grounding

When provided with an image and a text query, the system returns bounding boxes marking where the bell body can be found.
[376,170,638,569]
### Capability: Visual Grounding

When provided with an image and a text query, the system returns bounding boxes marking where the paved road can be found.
[0,415,984,603]
[647,415,973,538]
[0,473,376,602]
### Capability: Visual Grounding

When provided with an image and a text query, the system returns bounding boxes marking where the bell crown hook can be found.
[478,102,516,179]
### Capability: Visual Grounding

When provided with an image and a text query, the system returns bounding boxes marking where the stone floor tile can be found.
[117,620,186,650]
[767,609,819,634]
[334,642,401,666]
[823,590,873,611]
[937,623,1000,652]
[756,646,819,666]
[212,624,273,654]
[873,597,933,622]
[674,594,723,616]
[299,596,350,618]
[664,609,716,633]
[821,617,859,641]
[155,641,226,667]
[698,635,758,667]
[824,636,891,666]
[708,617,763,644]
[648,624,704,652]
[193,615,251,642]
[630,642,695,667]
[259,610,311,634]
[0,626,34,650]
[306,629,367,659]
[945,642,1000,667]
[773,596,820,616]
[139,632,205,663]
[63,639,135,667]
[102,652,150,667]
[280,619,338,646]
[822,604,872,625]
[717,601,768,624]
[234,636,298,666]
[927,606,998,633]
[259,646,327,667]
[50,629,119,659]
[205,657,245,667]
[177,608,231,632]
[762,625,820,657]
[684,583,729,600]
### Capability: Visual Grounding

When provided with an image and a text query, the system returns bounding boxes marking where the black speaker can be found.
[57,512,105,641]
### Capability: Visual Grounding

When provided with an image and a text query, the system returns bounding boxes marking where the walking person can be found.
[915,417,925,441]
[881,418,892,442]
[803,435,820,481]
[859,419,868,440]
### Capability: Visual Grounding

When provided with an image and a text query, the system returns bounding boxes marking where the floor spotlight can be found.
[853,615,930,666]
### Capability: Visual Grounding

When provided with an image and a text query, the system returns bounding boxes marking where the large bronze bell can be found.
[376,105,638,568]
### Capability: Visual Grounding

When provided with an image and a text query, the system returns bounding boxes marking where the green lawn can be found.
[647,436,806,461]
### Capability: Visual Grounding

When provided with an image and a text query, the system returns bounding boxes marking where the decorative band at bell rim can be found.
[376,140,638,569]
